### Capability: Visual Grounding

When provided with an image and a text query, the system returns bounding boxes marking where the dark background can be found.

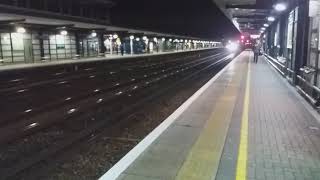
[110,0,240,40]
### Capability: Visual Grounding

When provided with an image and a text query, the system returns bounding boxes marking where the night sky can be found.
[110,0,240,40]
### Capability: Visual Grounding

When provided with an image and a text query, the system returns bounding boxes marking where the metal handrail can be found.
[297,75,320,94]
[264,53,320,105]
[264,54,286,68]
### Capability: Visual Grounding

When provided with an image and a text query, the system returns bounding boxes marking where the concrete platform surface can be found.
[0,48,215,71]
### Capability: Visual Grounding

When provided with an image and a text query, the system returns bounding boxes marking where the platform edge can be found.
[98,53,242,180]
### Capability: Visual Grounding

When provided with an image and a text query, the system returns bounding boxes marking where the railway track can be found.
[0,49,237,179]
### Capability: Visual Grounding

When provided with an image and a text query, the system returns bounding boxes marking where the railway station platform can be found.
[100,51,320,180]
[0,48,214,71]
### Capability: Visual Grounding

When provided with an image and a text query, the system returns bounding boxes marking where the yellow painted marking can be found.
[176,61,247,180]
[235,56,251,180]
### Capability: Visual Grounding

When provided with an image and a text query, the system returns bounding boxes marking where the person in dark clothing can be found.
[253,43,260,63]
[120,44,124,56]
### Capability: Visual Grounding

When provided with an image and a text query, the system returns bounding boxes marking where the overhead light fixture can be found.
[129,35,134,40]
[267,16,276,22]
[142,36,147,41]
[17,27,26,33]
[153,37,158,42]
[113,34,118,39]
[261,27,266,30]
[162,38,165,41]
[135,37,140,41]
[274,3,287,11]
[91,31,97,37]
[263,23,269,27]
[60,30,68,36]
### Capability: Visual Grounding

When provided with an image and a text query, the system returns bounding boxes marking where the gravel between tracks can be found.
[10,59,227,180]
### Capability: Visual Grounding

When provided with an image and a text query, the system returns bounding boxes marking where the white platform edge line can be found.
[263,56,320,123]
[98,52,243,180]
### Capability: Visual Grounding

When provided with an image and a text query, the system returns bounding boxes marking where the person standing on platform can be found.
[120,44,124,56]
[253,42,260,63]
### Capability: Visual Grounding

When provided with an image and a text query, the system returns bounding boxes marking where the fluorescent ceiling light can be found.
[267,16,276,22]
[274,3,287,11]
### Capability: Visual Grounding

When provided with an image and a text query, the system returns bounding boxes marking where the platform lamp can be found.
[113,34,118,39]
[142,36,148,41]
[16,27,26,33]
[130,35,134,55]
[108,35,114,55]
[274,3,287,12]
[161,38,166,52]
[267,16,276,22]
[60,30,68,36]
[91,31,97,37]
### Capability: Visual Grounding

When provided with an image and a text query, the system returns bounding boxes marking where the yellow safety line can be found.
[235,56,251,180]
[175,62,245,180]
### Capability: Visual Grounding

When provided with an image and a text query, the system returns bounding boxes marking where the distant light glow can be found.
[136,37,140,41]
[267,16,276,22]
[226,42,239,52]
[162,38,165,41]
[115,91,123,96]
[25,122,39,130]
[91,31,97,37]
[274,3,287,11]
[241,35,245,39]
[68,108,77,114]
[130,35,134,40]
[142,36,147,41]
[113,34,118,39]
[250,34,260,39]
[17,27,26,33]
[24,109,32,113]
[263,23,269,27]
[60,30,68,36]
[17,89,27,93]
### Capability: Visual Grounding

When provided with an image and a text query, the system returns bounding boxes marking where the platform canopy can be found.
[212,0,299,35]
